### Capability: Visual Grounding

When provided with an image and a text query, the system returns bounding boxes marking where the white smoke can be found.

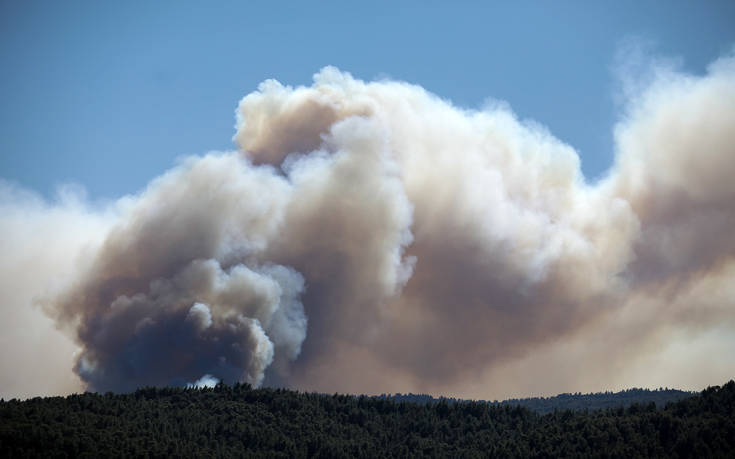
[0,181,113,398]
[187,374,219,389]
[1,49,734,399]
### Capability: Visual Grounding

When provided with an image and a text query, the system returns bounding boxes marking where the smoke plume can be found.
[1,51,734,399]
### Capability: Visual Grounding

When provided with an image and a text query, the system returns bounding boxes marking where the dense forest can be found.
[383,387,694,414]
[1,381,733,457]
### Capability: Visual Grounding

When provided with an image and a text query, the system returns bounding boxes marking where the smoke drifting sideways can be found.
[1,52,735,399]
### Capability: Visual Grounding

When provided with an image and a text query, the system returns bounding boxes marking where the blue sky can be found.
[2,0,734,199]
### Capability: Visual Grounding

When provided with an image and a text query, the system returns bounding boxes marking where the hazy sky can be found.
[2,1,734,198]
[1,2,735,400]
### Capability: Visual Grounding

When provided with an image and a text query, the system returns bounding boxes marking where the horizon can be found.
[1,1,735,402]
[2,374,703,403]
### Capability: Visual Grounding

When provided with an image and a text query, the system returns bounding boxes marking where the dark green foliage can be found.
[1,380,733,458]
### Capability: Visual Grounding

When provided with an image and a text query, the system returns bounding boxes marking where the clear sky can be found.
[2,0,734,199]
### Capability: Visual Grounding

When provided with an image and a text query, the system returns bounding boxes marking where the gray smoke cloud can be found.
[1,51,734,399]
[45,155,308,393]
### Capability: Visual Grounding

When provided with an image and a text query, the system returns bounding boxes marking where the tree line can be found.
[1,380,733,457]
[381,387,694,414]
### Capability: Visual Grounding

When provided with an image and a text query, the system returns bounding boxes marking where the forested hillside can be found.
[1,381,733,457]
[383,387,694,414]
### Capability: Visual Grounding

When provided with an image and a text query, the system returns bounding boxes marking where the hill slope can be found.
[1,381,733,457]
[383,387,695,414]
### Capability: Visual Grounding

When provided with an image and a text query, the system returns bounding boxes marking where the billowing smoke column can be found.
[49,156,308,392]
[1,52,735,398]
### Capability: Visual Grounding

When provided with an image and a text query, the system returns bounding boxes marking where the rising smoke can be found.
[1,51,734,399]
